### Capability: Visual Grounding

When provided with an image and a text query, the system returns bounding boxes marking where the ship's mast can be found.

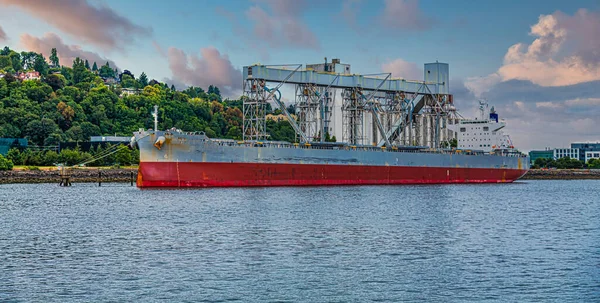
[153,105,159,131]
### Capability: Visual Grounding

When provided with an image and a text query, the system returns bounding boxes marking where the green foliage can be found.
[98,62,115,79]
[50,48,59,67]
[0,154,13,171]
[138,72,148,87]
[266,120,297,142]
[121,74,137,88]
[324,132,337,142]
[33,54,49,76]
[0,55,11,70]
[72,57,93,84]
[586,158,600,169]
[556,157,583,169]
[115,146,133,166]
[534,157,584,169]
[44,74,66,91]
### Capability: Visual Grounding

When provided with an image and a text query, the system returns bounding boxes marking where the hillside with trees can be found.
[0,46,296,167]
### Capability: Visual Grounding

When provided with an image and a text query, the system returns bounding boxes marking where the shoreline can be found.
[0,168,138,184]
[1,168,600,184]
[519,169,600,180]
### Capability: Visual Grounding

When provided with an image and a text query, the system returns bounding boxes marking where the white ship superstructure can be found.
[450,101,514,152]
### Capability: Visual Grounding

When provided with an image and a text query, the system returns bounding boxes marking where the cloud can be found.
[166,46,242,97]
[381,58,422,80]
[0,25,7,42]
[0,0,151,50]
[564,97,600,107]
[245,0,319,50]
[380,0,433,30]
[218,0,319,54]
[459,9,600,151]
[20,32,119,69]
[464,73,502,97]
[466,9,600,94]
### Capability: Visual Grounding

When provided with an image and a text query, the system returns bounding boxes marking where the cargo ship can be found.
[133,61,529,187]
[134,106,528,187]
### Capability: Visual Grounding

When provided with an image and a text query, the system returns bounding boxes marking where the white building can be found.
[553,148,580,160]
[449,101,513,152]
[585,151,600,163]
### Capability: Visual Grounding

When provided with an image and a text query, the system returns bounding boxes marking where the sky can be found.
[0,0,599,151]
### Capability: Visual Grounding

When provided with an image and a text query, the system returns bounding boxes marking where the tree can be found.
[170,84,176,91]
[99,62,114,79]
[92,61,98,72]
[115,146,133,166]
[24,118,60,146]
[0,154,14,171]
[84,59,90,70]
[119,69,134,82]
[121,74,136,88]
[33,54,49,75]
[6,148,24,166]
[588,158,600,169]
[10,52,22,72]
[49,48,59,67]
[137,72,148,87]
[72,57,88,84]
[44,74,66,90]
[0,55,11,70]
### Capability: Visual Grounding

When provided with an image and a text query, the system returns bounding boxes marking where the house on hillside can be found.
[17,71,41,81]
[120,88,141,97]
[103,77,119,85]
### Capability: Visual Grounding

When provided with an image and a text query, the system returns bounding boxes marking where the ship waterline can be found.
[134,131,529,188]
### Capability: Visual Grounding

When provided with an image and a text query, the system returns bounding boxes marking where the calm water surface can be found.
[0,181,599,302]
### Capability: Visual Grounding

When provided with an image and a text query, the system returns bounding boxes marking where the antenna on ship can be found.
[152,105,159,131]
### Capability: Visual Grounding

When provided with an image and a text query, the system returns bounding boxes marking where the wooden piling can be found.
[59,167,71,187]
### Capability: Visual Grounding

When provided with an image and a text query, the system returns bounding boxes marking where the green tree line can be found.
[0,46,296,150]
[532,157,600,169]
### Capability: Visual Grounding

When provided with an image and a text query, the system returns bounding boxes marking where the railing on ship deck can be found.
[208,138,527,158]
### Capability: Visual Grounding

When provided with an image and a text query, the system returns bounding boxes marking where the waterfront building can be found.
[528,150,554,164]
[570,143,600,162]
[585,151,600,163]
[553,148,580,161]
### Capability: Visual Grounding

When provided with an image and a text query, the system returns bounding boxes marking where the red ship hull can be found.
[137,162,528,187]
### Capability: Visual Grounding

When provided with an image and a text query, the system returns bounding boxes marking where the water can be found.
[0,181,599,302]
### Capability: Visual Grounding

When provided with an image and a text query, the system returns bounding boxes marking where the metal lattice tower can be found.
[342,88,364,145]
[295,84,320,141]
[243,78,268,141]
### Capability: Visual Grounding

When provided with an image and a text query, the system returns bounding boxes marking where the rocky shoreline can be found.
[0,168,138,184]
[519,169,600,180]
[1,168,599,184]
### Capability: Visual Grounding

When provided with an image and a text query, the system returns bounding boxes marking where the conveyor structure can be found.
[242,59,459,148]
